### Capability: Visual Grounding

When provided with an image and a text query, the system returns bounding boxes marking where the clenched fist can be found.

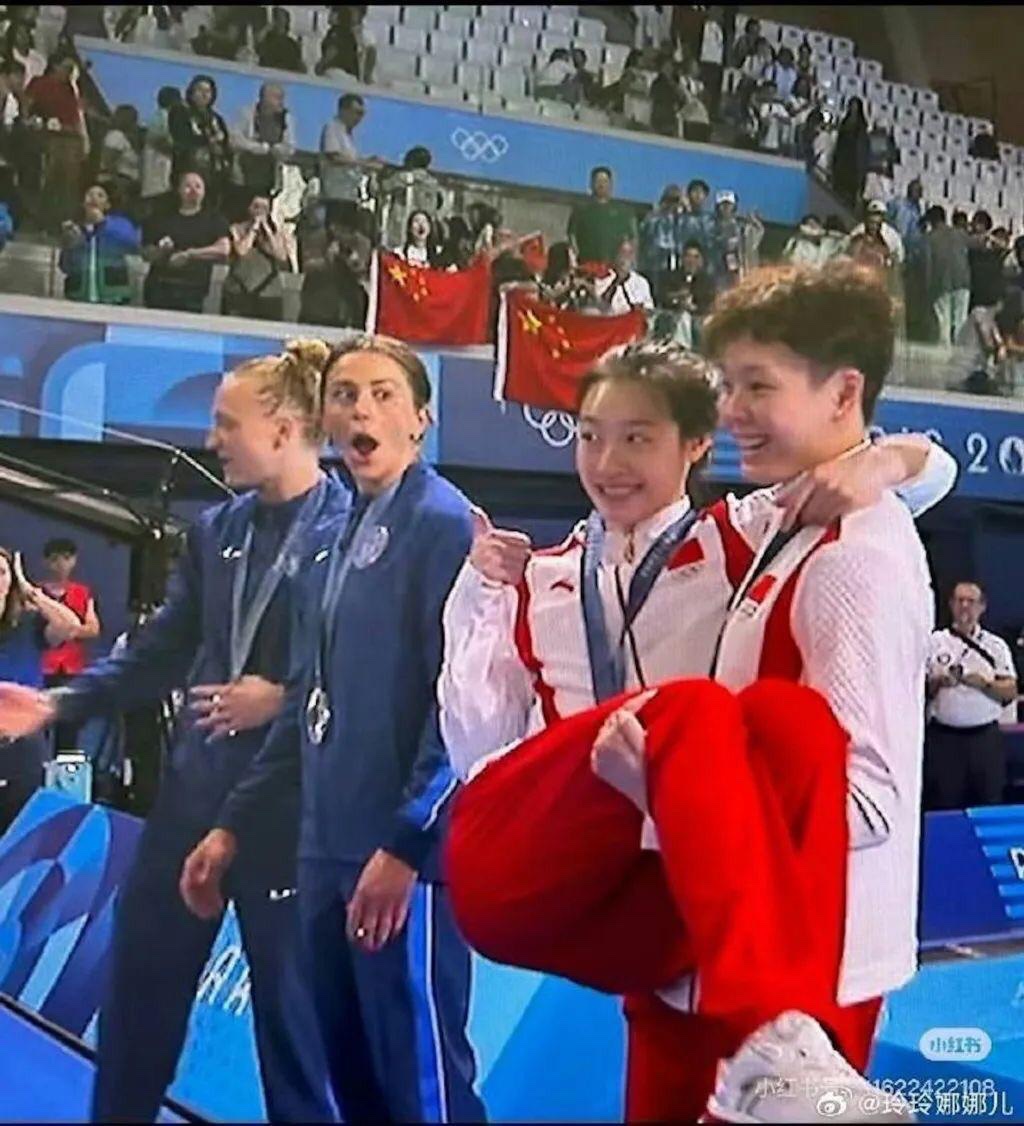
[468,507,533,586]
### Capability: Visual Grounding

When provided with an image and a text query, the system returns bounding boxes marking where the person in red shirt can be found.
[25,54,89,231]
[40,537,101,750]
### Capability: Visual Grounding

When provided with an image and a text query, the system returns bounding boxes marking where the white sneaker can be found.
[705,1011,916,1123]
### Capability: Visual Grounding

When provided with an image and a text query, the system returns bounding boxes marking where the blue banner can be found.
[3,304,1024,503]
[76,38,809,224]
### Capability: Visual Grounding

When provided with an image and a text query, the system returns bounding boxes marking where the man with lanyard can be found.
[0,342,343,1123]
[595,239,655,316]
[926,581,1018,809]
[181,334,486,1124]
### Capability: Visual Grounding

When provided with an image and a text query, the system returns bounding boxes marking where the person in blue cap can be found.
[180,332,486,1124]
[0,339,345,1123]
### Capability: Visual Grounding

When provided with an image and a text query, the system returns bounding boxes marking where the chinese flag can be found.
[494,288,647,412]
[370,250,491,346]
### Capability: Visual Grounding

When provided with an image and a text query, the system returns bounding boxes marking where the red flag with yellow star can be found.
[494,287,647,411]
[369,250,492,346]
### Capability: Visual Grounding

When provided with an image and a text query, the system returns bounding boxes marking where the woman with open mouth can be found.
[181,333,487,1124]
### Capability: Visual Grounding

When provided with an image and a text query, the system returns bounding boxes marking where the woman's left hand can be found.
[776,442,903,530]
[346,850,417,953]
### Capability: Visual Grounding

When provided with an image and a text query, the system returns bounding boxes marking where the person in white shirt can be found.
[440,293,954,1119]
[392,209,440,267]
[595,239,655,314]
[926,581,1018,809]
[319,93,379,236]
[846,198,905,267]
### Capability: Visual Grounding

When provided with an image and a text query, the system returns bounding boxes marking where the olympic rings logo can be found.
[450,128,509,163]
[522,405,578,448]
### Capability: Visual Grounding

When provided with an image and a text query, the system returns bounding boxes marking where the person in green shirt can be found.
[567,165,639,269]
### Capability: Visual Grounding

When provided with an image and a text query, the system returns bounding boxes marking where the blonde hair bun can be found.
[284,337,331,376]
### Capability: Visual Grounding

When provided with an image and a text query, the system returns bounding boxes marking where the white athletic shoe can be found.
[705,1011,916,1123]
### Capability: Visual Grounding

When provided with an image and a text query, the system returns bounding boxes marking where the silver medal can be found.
[353,525,389,569]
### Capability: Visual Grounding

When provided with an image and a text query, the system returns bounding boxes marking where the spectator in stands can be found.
[887,178,925,256]
[571,48,601,108]
[540,240,591,309]
[639,183,686,298]
[736,36,773,120]
[221,191,291,321]
[796,40,816,86]
[169,75,232,212]
[650,53,685,137]
[831,96,870,209]
[952,209,970,232]
[657,239,715,316]
[437,216,476,271]
[783,74,816,159]
[99,104,142,204]
[320,92,377,238]
[770,46,798,99]
[297,210,370,328]
[380,146,445,251]
[232,82,295,201]
[596,49,647,117]
[594,238,654,313]
[256,6,304,73]
[730,16,761,66]
[535,48,576,102]
[316,5,376,83]
[783,214,831,267]
[393,209,442,267]
[680,177,713,255]
[140,86,179,216]
[3,20,45,82]
[568,165,638,270]
[142,169,229,314]
[751,79,790,153]
[957,286,1024,395]
[680,59,711,141]
[969,212,1008,312]
[1006,235,1024,293]
[466,200,501,255]
[25,53,89,233]
[696,8,725,119]
[708,189,763,289]
[848,199,904,267]
[968,125,999,162]
[0,59,27,215]
[59,183,140,304]
[191,8,242,62]
[923,204,972,348]
[634,4,673,51]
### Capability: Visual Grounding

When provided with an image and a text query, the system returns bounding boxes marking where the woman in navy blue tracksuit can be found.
[182,333,486,1123]
[0,342,345,1123]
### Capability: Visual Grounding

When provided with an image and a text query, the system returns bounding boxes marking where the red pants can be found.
[446,679,874,1117]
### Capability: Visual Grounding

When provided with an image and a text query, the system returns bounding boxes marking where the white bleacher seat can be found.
[289,7,317,35]
[376,48,421,82]
[420,55,457,85]
[512,6,546,28]
[477,5,514,21]
[539,30,573,56]
[890,84,915,109]
[370,5,402,21]
[466,40,500,65]
[576,105,610,126]
[968,116,993,136]
[919,130,945,155]
[538,99,575,119]
[838,74,865,99]
[865,78,890,105]
[871,105,895,131]
[977,160,1002,186]
[857,59,883,81]
[603,42,632,71]
[757,19,781,45]
[898,150,925,175]
[502,97,540,117]
[499,43,535,67]
[544,11,575,35]
[946,114,969,137]
[919,172,947,199]
[491,65,528,98]
[926,152,953,178]
[833,56,857,78]
[915,89,939,110]
[896,105,922,129]
[832,36,854,58]
[401,6,438,30]
[456,61,487,92]
[806,30,829,53]
[574,16,606,43]
[998,142,1017,164]
[445,4,477,14]
[429,31,463,58]
[438,12,473,36]
[470,19,503,42]
[479,92,506,113]
[550,3,579,13]
[389,78,430,98]
[894,126,918,151]
[365,15,394,44]
[921,110,944,134]
[427,83,465,105]
[779,25,803,50]
[954,155,978,180]
[504,24,539,49]
[392,25,428,51]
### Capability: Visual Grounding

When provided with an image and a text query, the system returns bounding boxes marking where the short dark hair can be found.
[925,204,946,225]
[325,333,431,411]
[577,340,719,440]
[44,537,77,558]
[185,73,218,104]
[338,93,364,112]
[403,145,432,170]
[973,209,993,231]
[682,240,705,255]
[687,178,710,195]
[702,260,895,421]
[157,84,180,109]
[591,165,613,181]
